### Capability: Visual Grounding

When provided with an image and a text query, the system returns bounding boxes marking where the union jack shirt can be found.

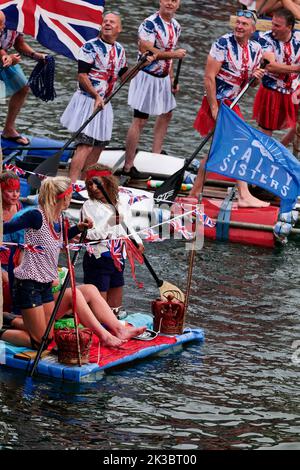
[138,11,181,77]
[78,37,127,99]
[210,33,262,100]
[258,31,300,94]
[0,28,21,50]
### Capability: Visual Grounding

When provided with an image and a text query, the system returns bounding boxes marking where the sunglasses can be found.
[236,10,257,22]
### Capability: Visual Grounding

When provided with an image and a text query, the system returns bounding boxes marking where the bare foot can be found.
[115,325,147,341]
[101,332,126,349]
[238,195,270,208]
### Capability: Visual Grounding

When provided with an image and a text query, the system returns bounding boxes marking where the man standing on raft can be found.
[191,9,269,207]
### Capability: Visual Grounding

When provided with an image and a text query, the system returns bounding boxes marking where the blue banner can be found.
[206,103,300,212]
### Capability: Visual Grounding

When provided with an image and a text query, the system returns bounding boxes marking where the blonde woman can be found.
[1,176,92,349]
[0,176,146,349]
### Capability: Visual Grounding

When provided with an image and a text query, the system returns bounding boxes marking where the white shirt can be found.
[81,198,142,259]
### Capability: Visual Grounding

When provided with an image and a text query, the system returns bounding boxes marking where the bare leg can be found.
[81,147,104,179]
[107,287,123,309]
[69,144,91,183]
[56,286,145,347]
[189,156,207,198]
[0,329,32,347]
[152,112,173,154]
[124,117,148,171]
[237,181,270,207]
[11,316,26,330]
[22,303,54,345]
[259,126,272,137]
[281,127,296,147]
[77,285,146,341]
[256,0,281,15]
[3,86,30,144]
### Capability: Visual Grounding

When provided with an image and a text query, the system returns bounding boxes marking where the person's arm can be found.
[3,209,42,234]
[14,34,45,60]
[138,39,186,60]
[78,71,104,110]
[263,50,300,73]
[281,0,300,19]
[204,55,223,121]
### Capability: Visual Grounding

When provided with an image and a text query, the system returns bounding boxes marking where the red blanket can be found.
[89,334,177,367]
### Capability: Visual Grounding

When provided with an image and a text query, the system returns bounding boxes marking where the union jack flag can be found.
[4,163,26,176]
[0,1,105,60]
[107,238,125,272]
[203,214,216,228]
[127,194,149,206]
[170,218,194,240]
[142,228,165,243]
[20,243,45,253]
[72,182,85,193]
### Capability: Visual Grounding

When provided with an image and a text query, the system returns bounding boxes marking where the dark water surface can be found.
[1,1,300,451]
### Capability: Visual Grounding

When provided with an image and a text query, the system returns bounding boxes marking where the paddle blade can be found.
[153,168,185,206]
[27,150,63,189]
[159,280,185,303]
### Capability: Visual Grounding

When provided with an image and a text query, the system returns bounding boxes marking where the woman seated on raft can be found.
[0,175,146,350]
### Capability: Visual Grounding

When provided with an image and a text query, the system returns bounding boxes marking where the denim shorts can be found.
[83,252,125,292]
[13,278,54,310]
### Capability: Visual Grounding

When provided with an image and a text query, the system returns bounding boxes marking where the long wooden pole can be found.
[213,219,300,234]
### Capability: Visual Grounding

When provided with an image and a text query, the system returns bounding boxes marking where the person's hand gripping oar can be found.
[91,176,185,302]
[28,51,154,190]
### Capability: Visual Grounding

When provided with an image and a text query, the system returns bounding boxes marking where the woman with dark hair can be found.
[81,164,144,313]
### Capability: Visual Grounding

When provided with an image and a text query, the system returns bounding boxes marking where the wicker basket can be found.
[152,296,185,335]
[54,328,93,365]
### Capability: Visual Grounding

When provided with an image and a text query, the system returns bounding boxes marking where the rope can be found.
[28,55,56,102]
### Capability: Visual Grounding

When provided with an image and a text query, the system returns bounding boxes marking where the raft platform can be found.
[0,328,204,383]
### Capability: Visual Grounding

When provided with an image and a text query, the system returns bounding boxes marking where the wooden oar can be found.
[91,177,185,302]
[172,58,182,93]
[154,59,269,206]
[28,52,152,190]
[29,228,87,377]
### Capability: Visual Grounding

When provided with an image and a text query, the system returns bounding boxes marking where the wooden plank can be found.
[230,15,300,32]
